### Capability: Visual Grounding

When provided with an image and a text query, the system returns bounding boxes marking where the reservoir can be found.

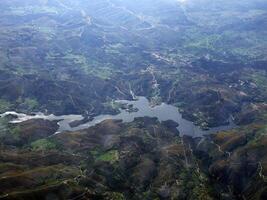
[0,97,235,137]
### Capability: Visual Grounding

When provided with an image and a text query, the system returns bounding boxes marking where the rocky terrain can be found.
[0,0,266,199]
[0,117,212,199]
[0,113,266,199]
[0,0,266,127]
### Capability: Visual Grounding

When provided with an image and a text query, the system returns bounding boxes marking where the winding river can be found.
[0,97,235,137]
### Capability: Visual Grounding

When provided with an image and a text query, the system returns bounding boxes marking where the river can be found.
[0,97,235,137]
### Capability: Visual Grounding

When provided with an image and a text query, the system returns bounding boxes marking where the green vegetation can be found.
[250,70,267,91]
[10,126,21,138]
[0,117,8,139]
[90,148,120,164]
[179,168,214,200]
[0,99,11,113]
[0,0,266,199]
[22,98,39,110]
[31,139,57,151]
[61,53,117,79]
[104,192,125,200]
[95,150,119,164]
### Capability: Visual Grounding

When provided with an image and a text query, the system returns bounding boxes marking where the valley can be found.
[0,0,266,199]
[0,96,235,136]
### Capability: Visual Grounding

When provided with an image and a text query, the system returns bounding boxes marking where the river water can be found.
[0,97,235,137]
